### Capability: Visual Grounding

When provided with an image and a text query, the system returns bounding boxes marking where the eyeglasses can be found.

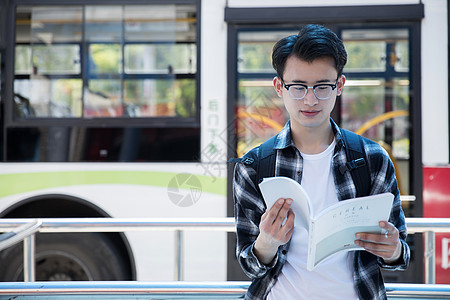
[281,79,338,100]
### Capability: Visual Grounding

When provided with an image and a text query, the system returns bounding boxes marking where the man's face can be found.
[273,55,345,131]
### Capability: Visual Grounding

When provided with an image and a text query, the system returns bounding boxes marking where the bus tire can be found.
[0,232,130,281]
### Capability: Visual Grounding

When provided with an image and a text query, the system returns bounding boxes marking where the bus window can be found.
[15,6,83,118]
[13,4,198,121]
[236,30,293,157]
[341,28,411,197]
[8,3,200,163]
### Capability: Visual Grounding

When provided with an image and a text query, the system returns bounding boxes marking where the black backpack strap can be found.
[255,135,277,185]
[339,129,371,197]
[228,135,278,194]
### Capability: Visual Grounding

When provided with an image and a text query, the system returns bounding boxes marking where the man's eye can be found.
[292,86,306,91]
[316,85,329,90]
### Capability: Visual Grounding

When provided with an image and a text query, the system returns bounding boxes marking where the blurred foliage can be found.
[238,42,273,73]
[345,41,385,71]
[90,44,122,74]
[174,79,196,118]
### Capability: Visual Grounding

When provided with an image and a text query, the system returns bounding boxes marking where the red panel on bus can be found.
[423,166,450,283]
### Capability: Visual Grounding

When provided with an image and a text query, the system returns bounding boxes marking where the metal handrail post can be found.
[423,230,435,284]
[175,230,184,281]
[23,234,35,282]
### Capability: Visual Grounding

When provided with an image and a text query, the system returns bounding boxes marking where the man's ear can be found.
[337,74,346,96]
[273,76,283,97]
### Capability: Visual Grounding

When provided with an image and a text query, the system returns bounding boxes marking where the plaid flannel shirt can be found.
[233,119,410,300]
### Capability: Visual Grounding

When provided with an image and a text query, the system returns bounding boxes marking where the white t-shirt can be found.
[267,139,358,300]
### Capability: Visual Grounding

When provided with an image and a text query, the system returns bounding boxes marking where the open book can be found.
[259,176,394,271]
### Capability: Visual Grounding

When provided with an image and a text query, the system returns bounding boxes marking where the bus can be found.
[0,0,448,283]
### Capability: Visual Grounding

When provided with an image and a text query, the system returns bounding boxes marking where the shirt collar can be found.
[273,120,294,149]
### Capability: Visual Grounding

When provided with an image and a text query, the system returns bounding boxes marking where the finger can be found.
[355,238,396,250]
[283,223,295,242]
[272,198,293,228]
[264,198,286,223]
[366,249,395,259]
[278,209,295,243]
[356,232,395,245]
[379,221,399,237]
[356,223,399,244]
[283,209,295,230]
[260,199,292,235]
[363,246,399,260]
[260,210,268,222]
[355,239,397,256]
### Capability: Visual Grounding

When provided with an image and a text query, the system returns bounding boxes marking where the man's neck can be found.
[290,120,334,155]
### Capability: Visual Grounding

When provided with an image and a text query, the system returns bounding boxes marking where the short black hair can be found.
[272,24,347,79]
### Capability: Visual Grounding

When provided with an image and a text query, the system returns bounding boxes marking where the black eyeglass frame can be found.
[281,78,339,100]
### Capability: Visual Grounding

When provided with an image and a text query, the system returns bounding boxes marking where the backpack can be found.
[229,129,371,198]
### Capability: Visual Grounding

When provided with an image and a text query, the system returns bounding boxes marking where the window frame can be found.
[225,4,424,283]
[3,0,201,128]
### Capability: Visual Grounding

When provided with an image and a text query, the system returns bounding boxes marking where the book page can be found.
[307,193,394,270]
[259,177,311,230]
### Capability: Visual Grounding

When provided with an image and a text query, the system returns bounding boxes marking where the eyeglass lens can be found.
[289,85,333,100]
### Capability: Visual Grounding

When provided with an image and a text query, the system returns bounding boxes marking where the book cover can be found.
[258,176,394,271]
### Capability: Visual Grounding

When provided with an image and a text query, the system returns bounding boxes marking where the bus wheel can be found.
[0,232,130,281]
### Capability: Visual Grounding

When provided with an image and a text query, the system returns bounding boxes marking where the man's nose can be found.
[303,87,318,106]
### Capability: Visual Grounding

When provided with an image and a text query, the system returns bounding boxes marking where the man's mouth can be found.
[301,110,320,117]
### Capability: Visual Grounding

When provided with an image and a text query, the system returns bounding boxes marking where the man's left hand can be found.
[355,221,402,263]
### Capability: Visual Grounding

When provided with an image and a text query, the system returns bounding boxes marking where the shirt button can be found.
[297,170,302,176]
[281,250,287,255]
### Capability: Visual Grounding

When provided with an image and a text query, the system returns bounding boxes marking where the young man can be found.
[233,24,410,300]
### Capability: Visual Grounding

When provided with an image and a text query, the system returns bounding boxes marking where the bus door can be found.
[227,22,422,283]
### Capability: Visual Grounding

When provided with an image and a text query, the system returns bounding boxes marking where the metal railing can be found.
[0,281,450,299]
[403,217,450,284]
[0,281,250,299]
[0,217,236,282]
[0,217,449,284]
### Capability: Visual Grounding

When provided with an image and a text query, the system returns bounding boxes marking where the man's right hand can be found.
[254,198,295,265]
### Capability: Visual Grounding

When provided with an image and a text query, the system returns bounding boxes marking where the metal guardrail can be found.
[0,219,42,282]
[0,217,449,285]
[385,283,450,298]
[0,217,237,282]
[0,281,250,299]
[0,282,449,299]
[403,217,450,284]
